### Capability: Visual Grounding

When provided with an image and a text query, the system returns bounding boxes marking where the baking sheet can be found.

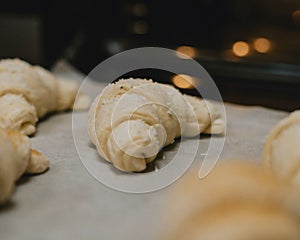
[0,60,288,240]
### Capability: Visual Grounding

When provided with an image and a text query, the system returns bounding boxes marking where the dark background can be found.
[1,0,300,110]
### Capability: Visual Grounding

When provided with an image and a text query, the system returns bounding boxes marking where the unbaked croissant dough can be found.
[0,128,49,204]
[263,111,300,184]
[0,58,90,135]
[88,78,225,172]
[162,161,300,240]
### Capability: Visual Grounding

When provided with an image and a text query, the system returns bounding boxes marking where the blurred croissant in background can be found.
[161,161,300,240]
[0,58,90,135]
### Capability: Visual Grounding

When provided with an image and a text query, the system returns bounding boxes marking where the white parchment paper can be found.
[0,60,288,240]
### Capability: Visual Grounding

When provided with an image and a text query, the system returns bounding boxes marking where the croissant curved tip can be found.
[73,94,91,110]
[26,149,50,174]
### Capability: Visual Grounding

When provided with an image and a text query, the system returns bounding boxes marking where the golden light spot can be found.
[292,10,300,25]
[172,74,199,89]
[133,21,148,34]
[254,38,271,53]
[176,46,198,59]
[132,3,148,17]
[232,41,250,57]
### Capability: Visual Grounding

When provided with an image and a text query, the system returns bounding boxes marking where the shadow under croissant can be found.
[15,175,31,186]
[142,140,180,173]
[92,131,224,174]
[92,138,182,174]
[0,200,17,213]
[143,132,224,173]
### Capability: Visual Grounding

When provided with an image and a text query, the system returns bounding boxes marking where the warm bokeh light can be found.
[254,38,271,53]
[292,10,300,25]
[171,74,199,89]
[132,3,148,17]
[176,46,198,59]
[232,41,250,57]
[133,21,148,34]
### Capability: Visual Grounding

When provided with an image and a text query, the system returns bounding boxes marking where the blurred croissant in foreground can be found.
[0,58,90,135]
[161,161,300,240]
[263,111,300,185]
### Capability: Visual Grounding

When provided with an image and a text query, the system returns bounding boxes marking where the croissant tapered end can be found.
[26,150,49,174]
[0,128,30,204]
[56,78,91,111]
[0,128,49,204]
[73,94,91,111]
[183,95,225,135]
[263,110,300,184]
[203,118,225,134]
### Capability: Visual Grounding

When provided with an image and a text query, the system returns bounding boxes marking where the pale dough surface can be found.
[0,59,90,135]
[88,78,224,172]
[0,128,49,204]
[0,60,289,240]
[263,111,300,184]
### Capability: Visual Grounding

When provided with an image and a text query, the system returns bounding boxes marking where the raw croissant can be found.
[0,58,89,135]
[0,128,49,204]
[263,111,300,184]
[88,78,224,172]
[162,161,300,240]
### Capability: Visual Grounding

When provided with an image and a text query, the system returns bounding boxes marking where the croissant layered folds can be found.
[88,78,225,172]
[0,128,49,204]
[162,161,300,240]
[263,111,300,184]
[0,58,89,135]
